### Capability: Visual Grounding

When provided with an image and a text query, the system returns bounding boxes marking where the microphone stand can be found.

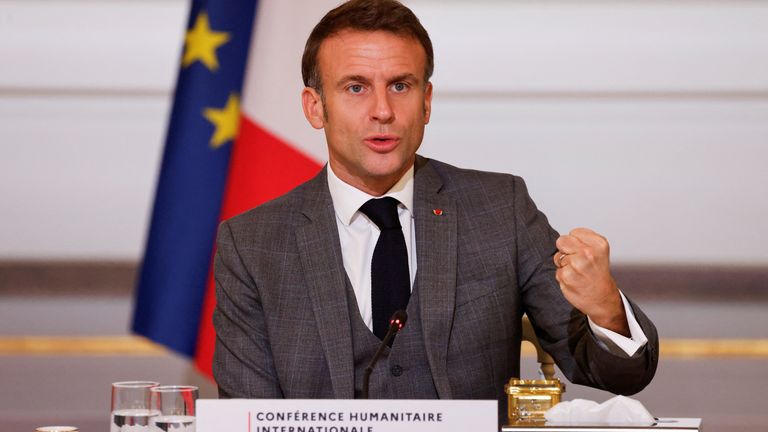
[361,310,407,399]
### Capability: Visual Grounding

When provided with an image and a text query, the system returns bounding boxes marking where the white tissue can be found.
[544,395,655,425]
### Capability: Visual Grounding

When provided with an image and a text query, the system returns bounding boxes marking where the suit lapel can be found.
[413,157,457,398]
[295,168,355,398]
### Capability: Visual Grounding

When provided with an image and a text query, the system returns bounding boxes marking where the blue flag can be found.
[132,0,258,359]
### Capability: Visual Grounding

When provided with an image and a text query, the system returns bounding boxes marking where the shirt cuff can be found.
[587,291,648,357]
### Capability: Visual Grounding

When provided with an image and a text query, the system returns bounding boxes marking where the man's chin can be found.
[363,159,412,180]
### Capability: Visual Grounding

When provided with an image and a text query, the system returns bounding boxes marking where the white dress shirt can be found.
[326,164,647,356]
[327,164,417,332]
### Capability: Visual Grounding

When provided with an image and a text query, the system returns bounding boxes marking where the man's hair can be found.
[301,0,434,93]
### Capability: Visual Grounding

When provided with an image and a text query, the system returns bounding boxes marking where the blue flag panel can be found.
[132,0,258,357]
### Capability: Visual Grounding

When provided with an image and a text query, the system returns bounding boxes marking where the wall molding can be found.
[0,261,136,297]
[1,335,766,359]
[1,261,765,301]
[433,90,768,101]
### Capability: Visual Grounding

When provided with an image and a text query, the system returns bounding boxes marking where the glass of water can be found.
[36,427,79,432]
[111,381,160,432]
[149,385,198,432]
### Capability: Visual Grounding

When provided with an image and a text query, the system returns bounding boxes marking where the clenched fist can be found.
[554,228,629,336]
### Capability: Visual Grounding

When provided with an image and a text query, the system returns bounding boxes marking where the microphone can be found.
[361,310,408,399]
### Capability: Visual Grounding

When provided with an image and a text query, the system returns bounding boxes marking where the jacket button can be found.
[390,365,403,376]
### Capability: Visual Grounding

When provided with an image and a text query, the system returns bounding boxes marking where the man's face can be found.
[302,30,432,195]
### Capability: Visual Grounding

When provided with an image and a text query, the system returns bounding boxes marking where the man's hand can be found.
[554,228,630,337]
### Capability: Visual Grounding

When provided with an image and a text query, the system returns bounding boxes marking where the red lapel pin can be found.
[432,209,443,216]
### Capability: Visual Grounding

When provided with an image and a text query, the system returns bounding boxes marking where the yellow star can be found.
[203,94,240,148]
[182,12,231,71]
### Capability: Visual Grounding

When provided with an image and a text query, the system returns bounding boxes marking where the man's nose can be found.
[370,88,394,124]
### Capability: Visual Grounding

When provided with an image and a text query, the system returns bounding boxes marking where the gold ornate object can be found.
[505,378,565,424]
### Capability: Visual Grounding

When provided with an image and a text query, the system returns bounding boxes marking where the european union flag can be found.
[132,0,258,358]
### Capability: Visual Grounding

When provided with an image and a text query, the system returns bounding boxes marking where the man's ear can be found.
[423,81,433,125]
[302,87,325,129]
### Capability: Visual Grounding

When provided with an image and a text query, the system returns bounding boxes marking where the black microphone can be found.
[361,310,408,399]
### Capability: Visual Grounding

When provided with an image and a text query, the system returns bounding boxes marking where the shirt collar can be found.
[327,163,415,226]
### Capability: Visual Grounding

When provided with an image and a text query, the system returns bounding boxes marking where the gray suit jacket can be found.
[213,156,658,400]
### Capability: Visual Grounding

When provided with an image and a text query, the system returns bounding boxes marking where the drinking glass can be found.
[111,381,160,432]
[36,427,79,432]
[149,385,198,432]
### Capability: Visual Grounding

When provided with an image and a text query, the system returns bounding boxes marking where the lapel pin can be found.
[432,209,443,216]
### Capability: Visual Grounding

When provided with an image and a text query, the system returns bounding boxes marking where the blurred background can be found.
[1,0,767,431]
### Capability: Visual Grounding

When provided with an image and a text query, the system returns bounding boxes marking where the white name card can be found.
[197,399,497,432]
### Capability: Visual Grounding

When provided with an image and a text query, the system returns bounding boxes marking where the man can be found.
[213,0,658,419]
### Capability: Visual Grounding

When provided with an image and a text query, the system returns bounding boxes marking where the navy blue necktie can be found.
[359,197,411,342]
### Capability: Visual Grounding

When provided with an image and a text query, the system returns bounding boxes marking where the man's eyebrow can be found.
[336,75,371,87]
[335,73,421,88]
[389,73,419,84]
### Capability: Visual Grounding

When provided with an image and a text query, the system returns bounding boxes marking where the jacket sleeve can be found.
[212,220,284,399]
[512,176,659,395]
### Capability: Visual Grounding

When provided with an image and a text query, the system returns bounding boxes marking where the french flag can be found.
[132,0,337,377]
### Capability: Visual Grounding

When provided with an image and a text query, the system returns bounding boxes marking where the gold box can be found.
[505,378,565,423]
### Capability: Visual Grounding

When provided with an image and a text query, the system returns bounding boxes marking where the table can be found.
[502,418,702,431]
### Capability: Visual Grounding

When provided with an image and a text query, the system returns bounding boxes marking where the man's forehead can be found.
[317,29,426,76]
[319,29,425,59]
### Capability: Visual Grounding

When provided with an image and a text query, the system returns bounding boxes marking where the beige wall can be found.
[1,0,767,264]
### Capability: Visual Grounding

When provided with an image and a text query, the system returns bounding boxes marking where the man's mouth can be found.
[364,134,399,152]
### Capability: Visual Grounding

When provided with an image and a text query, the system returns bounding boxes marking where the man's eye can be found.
[348,84,364,93]
[392,82,408,92]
